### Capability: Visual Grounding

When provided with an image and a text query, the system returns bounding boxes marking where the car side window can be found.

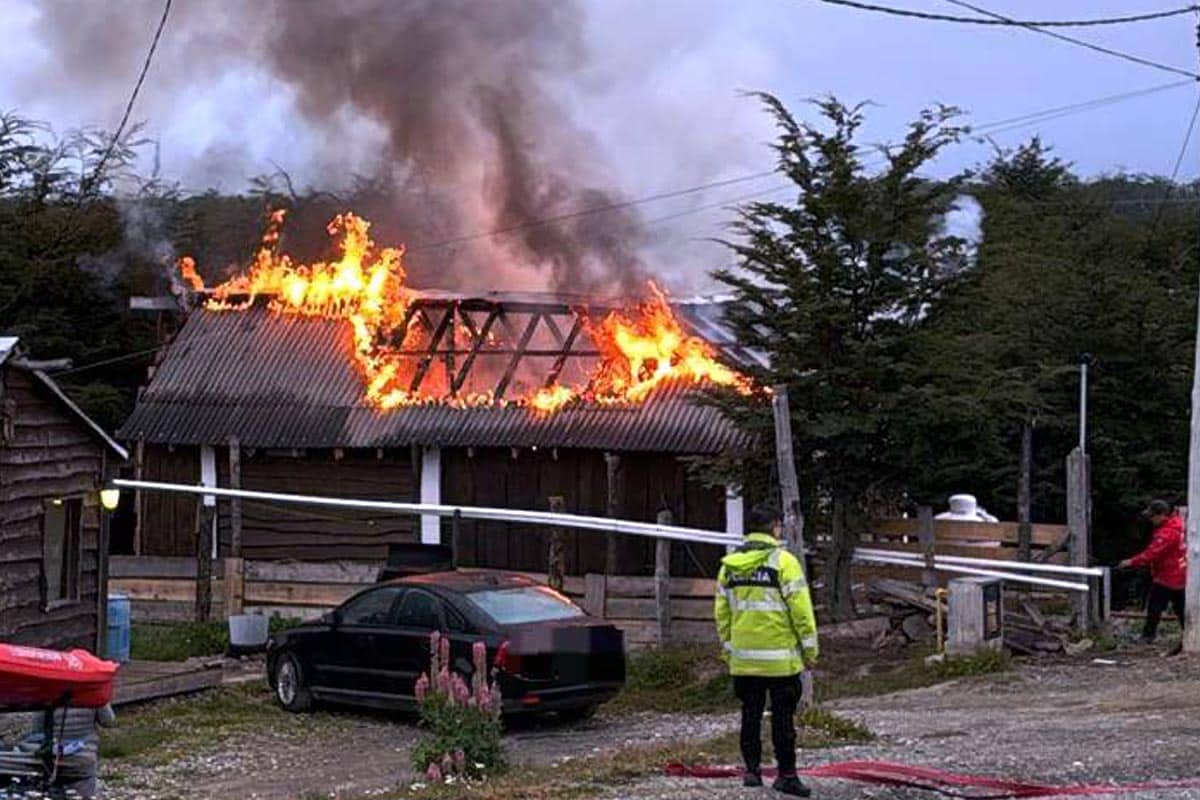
[443,601,467,633]
[340,587,404,626]
[396,590,442,630]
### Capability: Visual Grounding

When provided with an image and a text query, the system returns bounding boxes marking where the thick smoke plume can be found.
[30,0,651,297]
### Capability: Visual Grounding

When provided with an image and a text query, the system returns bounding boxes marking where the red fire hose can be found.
[664,760,1200,798]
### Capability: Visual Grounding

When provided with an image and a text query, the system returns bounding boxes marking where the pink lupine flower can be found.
[451,674,471,706]
[415,673,430,702]
[437,667,451,696]
[441,752,455,775]
[454,749,466,772]
[426,763,443,783]
[439,634,451,671]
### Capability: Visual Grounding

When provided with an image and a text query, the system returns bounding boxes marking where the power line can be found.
[84,0,173,196]
[820,0,1195,27]
[51,345,168,377]
[820,0,1200,27]
[1148,91,1200,234]
[942,0,1200,81]
[405,169,779,254]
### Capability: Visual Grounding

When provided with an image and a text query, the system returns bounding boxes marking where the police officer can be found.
[715,504,818,797]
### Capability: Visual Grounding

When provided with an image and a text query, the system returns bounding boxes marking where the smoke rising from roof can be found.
[28,0,652,296]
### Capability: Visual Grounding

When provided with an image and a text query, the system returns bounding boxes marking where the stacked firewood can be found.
[864,578,1077,655]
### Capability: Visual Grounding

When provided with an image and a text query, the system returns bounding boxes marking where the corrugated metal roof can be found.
[117,305,751,454]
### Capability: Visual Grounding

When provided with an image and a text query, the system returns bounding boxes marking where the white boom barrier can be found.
[112,479,743,548]
[853,551,1090,592]
[855,547,1105,578]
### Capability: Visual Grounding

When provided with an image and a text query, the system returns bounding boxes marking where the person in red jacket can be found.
[1118,499,1187,643]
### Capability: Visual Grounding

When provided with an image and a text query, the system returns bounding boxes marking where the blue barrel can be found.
[106,593,131,662]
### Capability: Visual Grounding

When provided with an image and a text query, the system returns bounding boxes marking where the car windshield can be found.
[466,586,584,625]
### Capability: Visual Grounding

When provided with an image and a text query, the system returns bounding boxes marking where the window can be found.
[396,591,442,630]
[339,587,403,626]
[444,603,468,633]
[42,498,83,609]
[466,586,584,625]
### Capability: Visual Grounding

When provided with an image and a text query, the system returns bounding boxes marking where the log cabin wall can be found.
[441,447,726,578]
[0,367,105,650]
[138,446,419,560]
[139,444,199,556]
[216,448,418,560]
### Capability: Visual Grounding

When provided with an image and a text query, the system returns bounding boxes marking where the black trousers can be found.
[1144,583,1186,641]
[733,674,801,776]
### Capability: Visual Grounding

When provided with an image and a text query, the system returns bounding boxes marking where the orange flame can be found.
[179,212,752,412]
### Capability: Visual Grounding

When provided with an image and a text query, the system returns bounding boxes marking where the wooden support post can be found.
[655,507,673,646]
[771,386,805,560]
[604,452,622,575]
[228,437,242,557]
[133,438,145,555]
[224,557,244,616]
[195,499,214,622]
[1066,447,1091,632]
[547,496,567,592]
[918,506,936,590]
[96,452,111,656]
[584,573,607,617]
[1017,423,1033,561]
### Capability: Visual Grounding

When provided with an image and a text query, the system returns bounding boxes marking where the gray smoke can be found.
[27,0,652,297]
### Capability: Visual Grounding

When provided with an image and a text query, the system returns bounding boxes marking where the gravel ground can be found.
[610,653,1200,799]
[99,703,737,800]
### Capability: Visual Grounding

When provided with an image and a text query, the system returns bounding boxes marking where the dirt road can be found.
[616,654,1200,799]
[100,652,1200,799]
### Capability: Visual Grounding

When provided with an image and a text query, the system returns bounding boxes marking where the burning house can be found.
[117,213,758,577]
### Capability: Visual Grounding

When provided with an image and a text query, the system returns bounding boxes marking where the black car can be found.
[266,570,626,718]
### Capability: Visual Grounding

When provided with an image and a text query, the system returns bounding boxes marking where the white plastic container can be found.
[228,613,269,650]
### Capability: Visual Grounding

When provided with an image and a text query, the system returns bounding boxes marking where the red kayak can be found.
[0,644,119,709]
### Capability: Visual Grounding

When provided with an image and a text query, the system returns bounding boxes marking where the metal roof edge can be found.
[26,367,130,461]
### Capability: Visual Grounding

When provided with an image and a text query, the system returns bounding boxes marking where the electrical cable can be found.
[818,0,1199,28]
[83,0,173,196]
[941,0,1200,80]
[1148,90,1200,233]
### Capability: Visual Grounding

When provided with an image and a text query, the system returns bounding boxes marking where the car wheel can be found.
[558,704,599,723]
[273,653,313,712]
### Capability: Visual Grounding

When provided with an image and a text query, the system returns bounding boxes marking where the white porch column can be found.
[725,484,744,553]
[420,447,442,545]
[200,445,218,558]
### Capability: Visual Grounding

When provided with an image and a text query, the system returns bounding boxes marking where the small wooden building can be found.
[117,293,754,578]
[1,338,127,651]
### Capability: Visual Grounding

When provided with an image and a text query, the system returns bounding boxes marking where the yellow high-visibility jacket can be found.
[714,532,819,677]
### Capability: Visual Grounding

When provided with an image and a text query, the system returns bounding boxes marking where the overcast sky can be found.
[1,0,1196,292]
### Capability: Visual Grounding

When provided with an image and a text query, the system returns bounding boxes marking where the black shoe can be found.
[743,770,763,787]
[1167,642,1183,657]
[772,775,812,797]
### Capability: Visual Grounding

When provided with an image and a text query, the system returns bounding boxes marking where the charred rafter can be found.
[408,305,456,393]
[451,307,500,395]
[495,314,542,400]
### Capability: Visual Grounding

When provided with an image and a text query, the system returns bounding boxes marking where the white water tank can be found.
[935,494,999,523]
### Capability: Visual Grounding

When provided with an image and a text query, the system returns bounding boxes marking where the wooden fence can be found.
[109,518,1072,647]
[109,556,718,648]
[852,517,1070,585]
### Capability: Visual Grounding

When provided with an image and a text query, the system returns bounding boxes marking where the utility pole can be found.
[1183,18,1200,655]
[1185,274,1200,653]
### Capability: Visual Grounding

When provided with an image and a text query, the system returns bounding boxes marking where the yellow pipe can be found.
[935,588,948,655]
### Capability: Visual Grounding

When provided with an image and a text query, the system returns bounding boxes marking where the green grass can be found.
[608,643,1011,715]
[130,617,308,662]
[607,645,734,714]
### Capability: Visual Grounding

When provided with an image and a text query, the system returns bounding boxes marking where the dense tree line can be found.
[706,96,1200,616]
[2,105,1197,611]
